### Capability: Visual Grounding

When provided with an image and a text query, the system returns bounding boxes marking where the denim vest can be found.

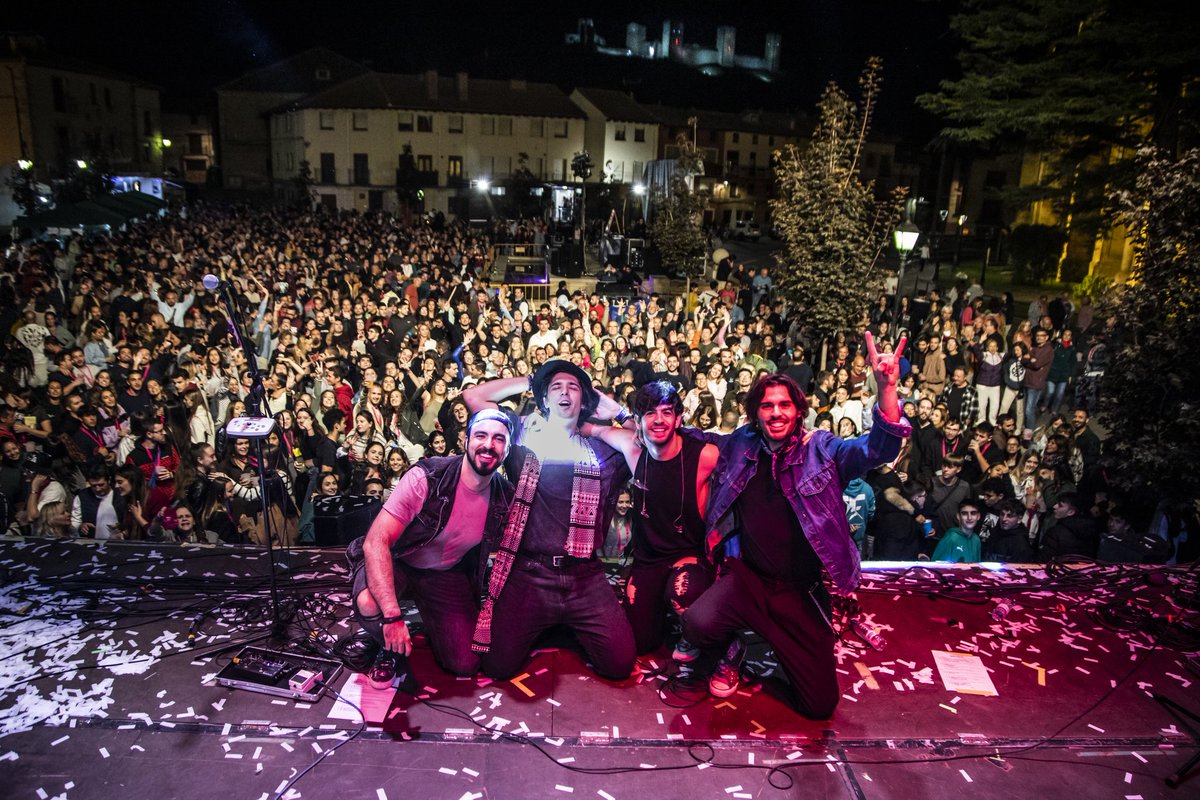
[701,406,910,594]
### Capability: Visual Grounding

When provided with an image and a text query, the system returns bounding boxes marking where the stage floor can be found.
[1,539,1197,800]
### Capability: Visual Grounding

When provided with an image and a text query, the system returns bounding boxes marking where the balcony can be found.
[397,168,440,188]
[446,175,468,189]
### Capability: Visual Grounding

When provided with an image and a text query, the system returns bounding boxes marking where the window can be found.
[614,126,627,141]
[320,111,335,130]
[632,160,643,179]
[417,155,433,172]
[634,127,645,142]
[769,136,775,146]
[188,133,203,154]
[727,150,740,167]
[498,117,512,136]
[316,67,331,80]
[52,77,66,113]
[536,157,545,177]
[143,141,152,162]
[752,134,759,145]
[143,110,153,137]
[320,153,335,184]
[481,117,495,135]
[530,119,544,137]
[397,112,413,131]
[353,111,368,131]
[417,115,433,132]
[731,132,740,143]
[184,158,207,172]
[448,114,463,133]
[554,120,568,138]
[447,156,463,178]
[353,153,369,185]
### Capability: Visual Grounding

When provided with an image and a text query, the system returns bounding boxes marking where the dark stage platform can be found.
[1,538,1198,800]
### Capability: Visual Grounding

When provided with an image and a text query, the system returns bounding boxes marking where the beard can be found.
[468,447,503,476]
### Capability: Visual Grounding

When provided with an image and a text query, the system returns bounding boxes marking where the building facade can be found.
[0,35,162,224]
[267,71,586,216]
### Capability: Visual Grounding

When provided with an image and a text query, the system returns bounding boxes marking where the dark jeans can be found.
[351,552,481,676]
[682,559,839,719]
[624,558,713,654]
[480,557,636,681]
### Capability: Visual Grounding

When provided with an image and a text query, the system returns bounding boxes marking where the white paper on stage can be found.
[931,650,999,696]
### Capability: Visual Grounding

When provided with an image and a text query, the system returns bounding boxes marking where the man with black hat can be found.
[463,359,635,681]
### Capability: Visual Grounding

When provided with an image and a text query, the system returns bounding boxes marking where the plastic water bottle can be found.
[853,619,887,651]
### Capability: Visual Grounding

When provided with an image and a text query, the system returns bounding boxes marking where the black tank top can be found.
[630,435,707,564]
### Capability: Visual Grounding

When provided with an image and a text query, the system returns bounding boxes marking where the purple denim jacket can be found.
[699,405,910,594]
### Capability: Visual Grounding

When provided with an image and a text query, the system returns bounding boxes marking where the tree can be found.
[771,58,905,362]
[918,0,1200,280]
[1097,147,1200,508]
[649,134,708,285]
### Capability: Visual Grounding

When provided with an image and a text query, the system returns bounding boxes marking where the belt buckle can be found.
[551,555,565,568]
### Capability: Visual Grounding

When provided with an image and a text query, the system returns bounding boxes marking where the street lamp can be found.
[475,178,491,192]
[17,159,33,171]
[76,159,88,170]
[892,220,920,322]
[161,138,172,148]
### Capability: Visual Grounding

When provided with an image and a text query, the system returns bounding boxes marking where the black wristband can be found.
[381,614,405,625]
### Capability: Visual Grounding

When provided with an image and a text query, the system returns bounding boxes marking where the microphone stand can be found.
[212,279,291,638]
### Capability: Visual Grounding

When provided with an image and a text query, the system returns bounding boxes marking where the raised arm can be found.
[462,375,528,414]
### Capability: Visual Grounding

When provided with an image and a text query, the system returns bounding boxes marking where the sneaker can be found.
[368,650,399,690]
[672,637,701,663]
[708,638,746,698]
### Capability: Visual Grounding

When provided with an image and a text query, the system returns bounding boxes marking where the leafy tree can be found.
[919,0,1200,281]
[771,58,905,363]
[649,134,708,285]
[1098,147,1200,507]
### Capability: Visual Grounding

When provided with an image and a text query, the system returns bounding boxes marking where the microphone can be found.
[202,273,222,291]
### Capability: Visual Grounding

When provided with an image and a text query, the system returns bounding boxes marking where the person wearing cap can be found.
[463,359,636,681]
[348,410,515,687]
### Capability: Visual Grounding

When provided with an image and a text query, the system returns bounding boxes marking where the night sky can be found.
[6,0,956,139]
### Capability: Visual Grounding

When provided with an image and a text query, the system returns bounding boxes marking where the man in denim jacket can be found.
[682,332,911,716]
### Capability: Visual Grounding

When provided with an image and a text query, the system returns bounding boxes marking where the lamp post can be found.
[892,220,920,322]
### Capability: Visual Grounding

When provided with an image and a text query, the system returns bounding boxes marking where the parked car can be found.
[731,220,761,241]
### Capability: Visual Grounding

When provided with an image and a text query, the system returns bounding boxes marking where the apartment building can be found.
[268,71,586,215]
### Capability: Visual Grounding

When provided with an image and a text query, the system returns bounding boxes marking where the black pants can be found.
[480,557,635,681]
[350,550,481,677]
[624,557,712,654]
[682,559,839,719]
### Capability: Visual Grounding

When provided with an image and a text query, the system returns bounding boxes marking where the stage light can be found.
[476,178,490,192]
[632,183,645,195]
[17,159,33,170]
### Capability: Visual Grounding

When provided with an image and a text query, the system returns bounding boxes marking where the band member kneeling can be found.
[586,381,719,659]
[347,410,514,688]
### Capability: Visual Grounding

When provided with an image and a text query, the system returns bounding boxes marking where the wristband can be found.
[381,614,406,625]
[614,408,633,425]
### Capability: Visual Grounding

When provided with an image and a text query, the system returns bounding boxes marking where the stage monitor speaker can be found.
[313,495,382,547]
[553,243,584,278]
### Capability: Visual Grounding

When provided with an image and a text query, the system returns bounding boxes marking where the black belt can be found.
[519,552,596,569]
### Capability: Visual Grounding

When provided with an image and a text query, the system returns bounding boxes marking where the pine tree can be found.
[918,0,1199,279]
[771,58,905,361]
[1098,147,1200,506]
[649,134,708,284]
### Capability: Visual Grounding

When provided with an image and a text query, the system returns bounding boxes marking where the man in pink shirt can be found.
[348,410,514,687]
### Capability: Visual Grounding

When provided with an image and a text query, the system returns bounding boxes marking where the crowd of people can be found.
[3,201,1189,717]
[0,203,1157,564]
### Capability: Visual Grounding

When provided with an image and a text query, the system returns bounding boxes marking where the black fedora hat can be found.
[529,359,599,420]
